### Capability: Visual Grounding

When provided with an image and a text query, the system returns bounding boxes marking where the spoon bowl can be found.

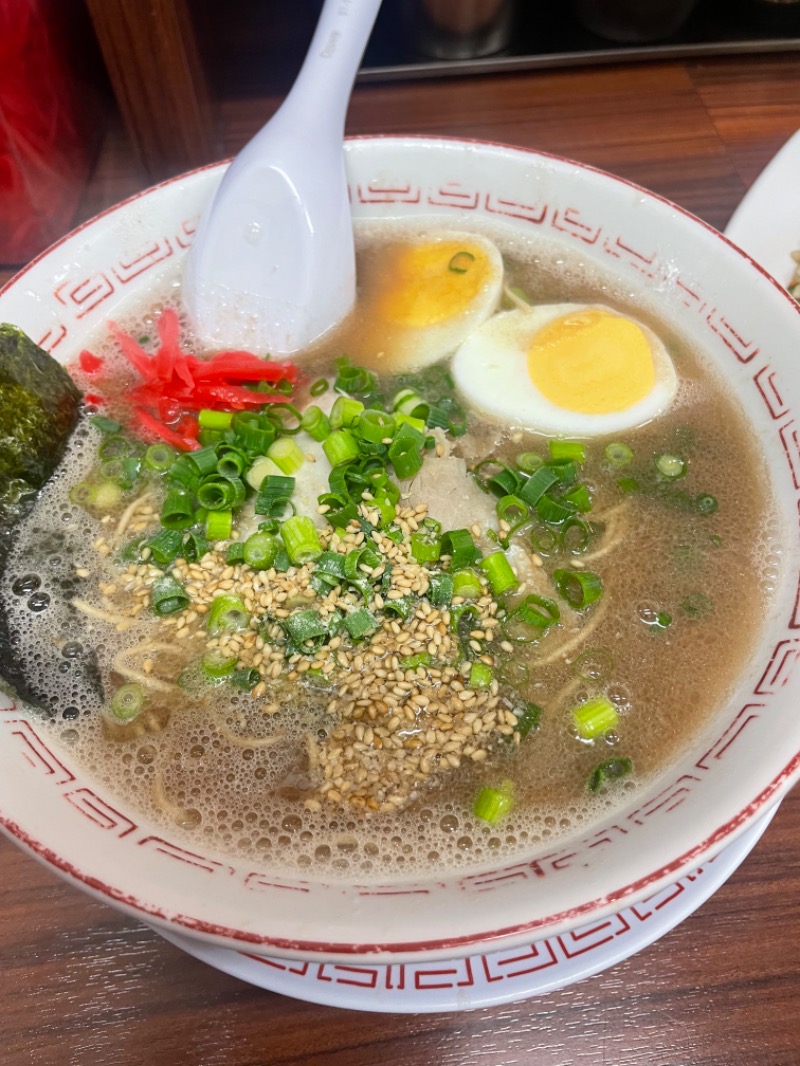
[183,0,382,356]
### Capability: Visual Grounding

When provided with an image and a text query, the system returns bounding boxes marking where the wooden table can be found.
[2,51,800,1066]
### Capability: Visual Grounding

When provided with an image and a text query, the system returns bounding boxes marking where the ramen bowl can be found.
[1,136,800,964]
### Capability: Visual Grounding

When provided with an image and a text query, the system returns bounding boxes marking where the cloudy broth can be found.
[0,222,779,878]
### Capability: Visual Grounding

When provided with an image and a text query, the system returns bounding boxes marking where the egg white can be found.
[451,303,678,436]
[356,230,504,373]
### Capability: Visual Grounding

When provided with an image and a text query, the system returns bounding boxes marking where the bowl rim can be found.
[2,132,800,960]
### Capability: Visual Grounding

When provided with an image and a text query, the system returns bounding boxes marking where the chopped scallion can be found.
[267,436,305,475]
[587,757,633,792]
[572,695,619,740]
[553,568,603,608]
[207,593,250,634]
[151,575,190,616]
[473,781,514,824]
[108,683,145,722]
[478,551,519,596]
[243,531,279,570]
[280,515,322,565]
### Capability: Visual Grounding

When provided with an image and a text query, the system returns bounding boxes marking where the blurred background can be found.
[1,0,799,265]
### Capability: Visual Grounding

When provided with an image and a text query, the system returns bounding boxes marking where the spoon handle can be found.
[280,0,384,139]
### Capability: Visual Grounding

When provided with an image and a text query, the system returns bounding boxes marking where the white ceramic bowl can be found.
[2,136,800,964]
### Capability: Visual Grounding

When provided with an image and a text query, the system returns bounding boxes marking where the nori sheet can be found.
[0,324,83,713]
[0,323,82,526]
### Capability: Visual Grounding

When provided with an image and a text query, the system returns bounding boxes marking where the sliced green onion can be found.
[452,568,483,600]
[587,757,633,793]
[266,402,303,435]
[323,429,360,467]
[198,408,233,430]
[98,434,133,461]
[330,395,365,430]
[231,667,260,690]
[553,568,603,608]
[310,378,329,397]
[144,443,175,472]
[267,436,305,475]
[358,408,395,444]
[572,695,619,740]
[188,446,219,477]
[388,437,423,480]
[479,462,521,498]
[344,607,379,640]
[696,493,718,515]
[655,452,687,479]
[478,551,519,596]
[234,418,276,455]
[469,662,493,688]
[151,575,189,616]
[515,451,543,473]
[410,529,442,564]
[255,474,295,517]
[448,250,476,273]
[197,475,245,511]
[473,781,514,824]
[513,700,542,739]
[562,484,592,513]
[246,456,283,492]
[604,442,633,466]
[561,516,592,554]
[496,494,530,534]
[161,488,195,530]
[243,531,279,570]
[428,571,454,607]
[216,446,248,479]
[207,593,250,635]
[205,508,232,540]
[225,541,246,565]
[147,528,183,566]
[334,359,376,399]
[181,528,206,562]
[201,649,237,679]
[400,652,434,670]
[280,515,323,565]
[440,529,480,569]
[393,388,423,415]
[617,476,641,495]
[319,491,358,529]
[384,594,416,620]
[372,487,396,528]
[108,683,145,722]
[301,404,331,442]
[502,594,560,642]
[91,414,122,435]
[283,610,329,648]
[167,455,200,490]
[68,481,97,509]
[549,440,585,463]
[518,466,560,506]
[536,495,576,525]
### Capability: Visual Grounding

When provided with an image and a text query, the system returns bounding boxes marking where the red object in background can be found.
[0,0,100,265]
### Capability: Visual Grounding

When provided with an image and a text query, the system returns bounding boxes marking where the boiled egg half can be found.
[451,303,678,435]
[354,230,504,372]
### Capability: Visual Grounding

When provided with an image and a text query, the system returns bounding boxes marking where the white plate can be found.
[725,129,800,287]
[157,804,776,1012]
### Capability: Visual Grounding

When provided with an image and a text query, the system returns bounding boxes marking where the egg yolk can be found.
[526,309,656,414]
[374,240,491,328]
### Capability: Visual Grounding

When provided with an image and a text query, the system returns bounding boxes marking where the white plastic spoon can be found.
[183,0,383,357]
